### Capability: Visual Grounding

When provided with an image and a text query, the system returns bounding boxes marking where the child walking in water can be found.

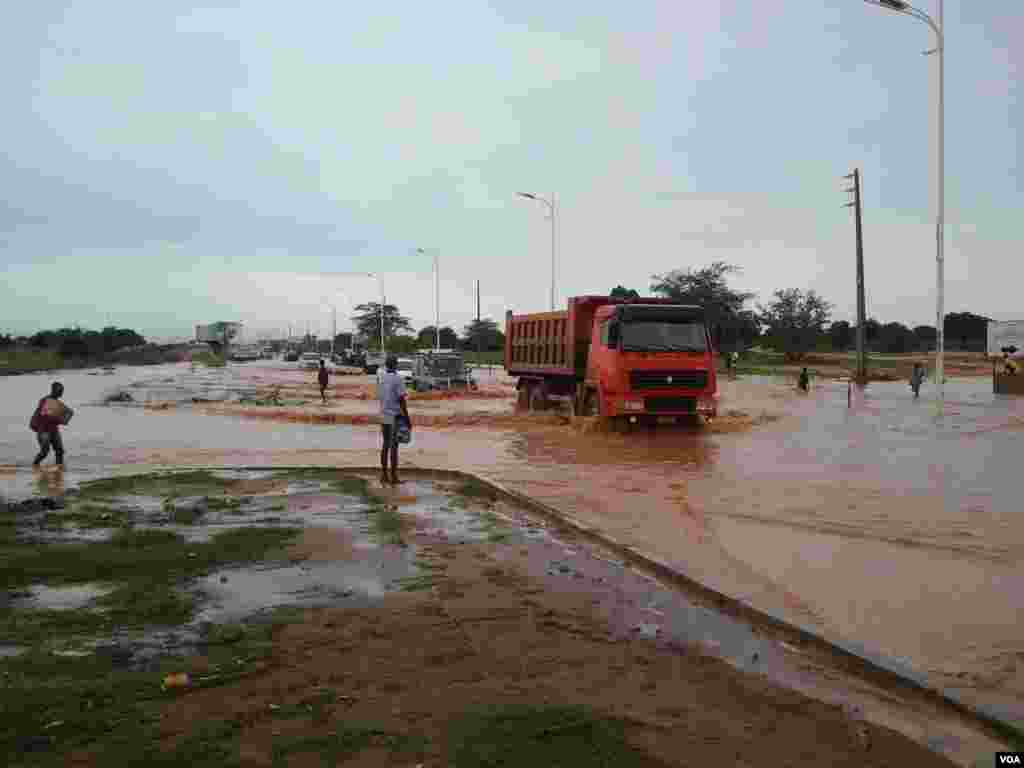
[910,362,925,399]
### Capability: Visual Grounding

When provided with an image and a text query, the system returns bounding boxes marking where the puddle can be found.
[16,583,112,611]
[0,645,27,658]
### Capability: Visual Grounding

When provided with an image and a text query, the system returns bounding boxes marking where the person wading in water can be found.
[317,359,330,404]
[30,382,72,469]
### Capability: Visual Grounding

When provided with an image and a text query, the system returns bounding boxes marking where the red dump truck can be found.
[505,296,718,427]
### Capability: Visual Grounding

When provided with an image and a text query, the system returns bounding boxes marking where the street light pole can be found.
[863,0,944,412]
[517,192,556,311]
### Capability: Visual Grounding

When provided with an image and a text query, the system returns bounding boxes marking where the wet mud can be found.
[1,467,1000,764]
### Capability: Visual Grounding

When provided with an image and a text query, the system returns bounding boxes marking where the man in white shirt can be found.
[377,355,411,485]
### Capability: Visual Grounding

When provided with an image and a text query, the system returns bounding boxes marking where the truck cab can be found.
[586,303,717,420]
[505,296,717,426]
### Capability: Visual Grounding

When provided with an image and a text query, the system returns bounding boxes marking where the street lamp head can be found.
[517,192,537,200]
[871,0,911,10]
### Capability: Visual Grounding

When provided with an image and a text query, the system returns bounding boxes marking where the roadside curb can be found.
[69,463,1024,748]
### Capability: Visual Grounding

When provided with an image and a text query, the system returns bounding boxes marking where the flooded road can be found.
[3,362,1023,729]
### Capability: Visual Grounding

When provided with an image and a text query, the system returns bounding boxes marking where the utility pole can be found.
[331,306,336,358]
[844,168,867,384]
[435,252,440,351]
[476,280,483,364]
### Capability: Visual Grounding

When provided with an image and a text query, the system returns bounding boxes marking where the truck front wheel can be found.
[516,382,531,411]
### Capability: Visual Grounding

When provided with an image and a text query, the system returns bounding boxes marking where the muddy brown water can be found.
[2,363,1024,735]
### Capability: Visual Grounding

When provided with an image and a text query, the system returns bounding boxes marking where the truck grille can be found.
[631,370,708,389]
[645,397,696,413]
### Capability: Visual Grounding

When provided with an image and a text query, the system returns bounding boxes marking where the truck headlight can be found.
[623,399,644,411]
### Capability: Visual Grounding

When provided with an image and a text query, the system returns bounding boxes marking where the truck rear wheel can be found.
[529,382,549,411]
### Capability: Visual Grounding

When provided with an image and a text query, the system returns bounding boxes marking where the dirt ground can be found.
[155,537,956,768]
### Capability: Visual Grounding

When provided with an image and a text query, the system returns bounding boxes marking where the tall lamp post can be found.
[863,0,944,412]
[517,192,556,311]
[417,247,440,350]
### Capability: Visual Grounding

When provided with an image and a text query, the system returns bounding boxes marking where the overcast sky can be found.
[1,1,1020,340]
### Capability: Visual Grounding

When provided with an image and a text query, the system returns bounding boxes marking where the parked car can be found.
[410,351,475,391]
[284,350,299,362]
[300,352,322,370]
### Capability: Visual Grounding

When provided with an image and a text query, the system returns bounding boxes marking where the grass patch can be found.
[370,504,406,546]
[447,705,671,768]
[450,478,501,510]
[394,574,440,592]
[58,502,133,529]
[270,726,424,767]
[171,506,205,525]
[204,495,242,511]
[0,526,300,635]
[0,347,63,373]
[0,607,302,768]
[279,469,373,499]
[78,470,232,501]
[191,351,226,368]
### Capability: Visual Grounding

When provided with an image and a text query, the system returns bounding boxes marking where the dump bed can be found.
[505,296,688,378]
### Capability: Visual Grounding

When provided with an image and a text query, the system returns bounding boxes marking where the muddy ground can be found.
[0,469,987,766]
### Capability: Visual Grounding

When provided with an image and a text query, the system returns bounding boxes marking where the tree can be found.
[758,289,833,361]
[417,326,460,350]
[863,318,881,348]
[333,332,354,351]
[877,322,917,353]
[351,303,412,350]
[829,321,853,352]
[388,334,420,356]
[609,286,640,300]
[0,334,12,348]
[944,312,990,351]
[650,261,756,348]
[463,319,505,352]
[913,325,937,349]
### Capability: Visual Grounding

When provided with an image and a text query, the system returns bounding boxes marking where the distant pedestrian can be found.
[377,355,411,485]
[797,367,810,392]
[317,359,329,404]
[910,362,926,398]
[30,382,72,469]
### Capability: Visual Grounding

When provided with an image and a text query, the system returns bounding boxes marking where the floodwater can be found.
[3,363,1024,731]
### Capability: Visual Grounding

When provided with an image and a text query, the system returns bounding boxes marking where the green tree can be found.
[388,334,421,356]
[463,319,505,352]
[829,321,853,352]
[417,326,460,349]
[944,312,990,351]
[877,322,917,353]
[758,289,833,362]
[351,303,412,350]
[609,286,640,299]
[650,261,756,348]
[913,325,937,349]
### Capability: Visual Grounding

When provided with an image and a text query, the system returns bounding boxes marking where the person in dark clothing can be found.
[797,367,810,392]
[317,359,329,404]
[30,382,71,468]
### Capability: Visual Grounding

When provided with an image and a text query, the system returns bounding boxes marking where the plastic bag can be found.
[396,416,411,445]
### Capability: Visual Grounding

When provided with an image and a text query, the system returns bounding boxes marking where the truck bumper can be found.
[608,393,718,419]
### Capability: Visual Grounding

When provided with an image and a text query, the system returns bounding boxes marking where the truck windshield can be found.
[620,321,707,352]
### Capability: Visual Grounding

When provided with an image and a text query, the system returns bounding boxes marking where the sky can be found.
[1,0,1020,341]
